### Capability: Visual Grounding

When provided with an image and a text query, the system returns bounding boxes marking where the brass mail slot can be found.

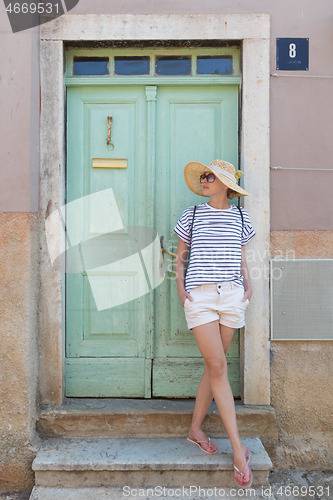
[92,158,127,168]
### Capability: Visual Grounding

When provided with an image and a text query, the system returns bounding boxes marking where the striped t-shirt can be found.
[174,202,255,292]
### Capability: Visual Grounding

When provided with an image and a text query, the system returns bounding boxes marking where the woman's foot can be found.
[233,442,252,486]
[187,426,218,453]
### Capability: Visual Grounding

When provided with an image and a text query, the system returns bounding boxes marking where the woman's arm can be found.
[175,238,193,306]
[241,245,252,301]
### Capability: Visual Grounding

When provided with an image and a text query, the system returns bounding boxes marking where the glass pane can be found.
[73,57,109,76]
[197,56,233,75]
[114,56,150,75]
[155,56,191,75]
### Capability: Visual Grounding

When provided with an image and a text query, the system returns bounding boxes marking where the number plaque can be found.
[276,38,309,71]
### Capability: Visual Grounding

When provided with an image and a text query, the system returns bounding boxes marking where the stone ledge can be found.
[29,471,333,499]
[32,437,272,488]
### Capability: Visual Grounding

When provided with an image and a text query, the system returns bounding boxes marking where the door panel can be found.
[65,86,151,397]
[153,85,239,396]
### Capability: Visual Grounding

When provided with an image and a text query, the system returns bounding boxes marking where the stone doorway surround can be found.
[39,13,270,405]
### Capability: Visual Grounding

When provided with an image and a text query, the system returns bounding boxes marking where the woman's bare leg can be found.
[191,320,249,481]
[187,368,215,451]
[188,324,235,451]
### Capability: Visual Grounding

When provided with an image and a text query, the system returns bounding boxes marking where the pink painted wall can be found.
[0,8,40,213]
[0,0,332,229]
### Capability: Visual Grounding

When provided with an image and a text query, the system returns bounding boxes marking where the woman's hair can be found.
[227,188,239,200]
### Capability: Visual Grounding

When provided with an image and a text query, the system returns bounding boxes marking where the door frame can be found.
[39,13,270,405]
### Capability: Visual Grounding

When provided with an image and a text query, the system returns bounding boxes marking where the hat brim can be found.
[184,161,250,197]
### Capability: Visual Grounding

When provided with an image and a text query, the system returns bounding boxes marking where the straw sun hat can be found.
[184,159,250,199]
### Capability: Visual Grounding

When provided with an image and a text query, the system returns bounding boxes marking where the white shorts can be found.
[183,282,249,330]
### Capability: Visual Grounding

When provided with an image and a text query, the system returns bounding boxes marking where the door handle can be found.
[160,236,176,258]
[107,116,113,146]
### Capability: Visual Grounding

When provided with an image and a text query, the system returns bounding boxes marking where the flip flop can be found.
[234,447,252,488]
[186,436,218,454]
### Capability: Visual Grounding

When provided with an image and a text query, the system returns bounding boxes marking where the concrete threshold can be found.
[37,399,278,453]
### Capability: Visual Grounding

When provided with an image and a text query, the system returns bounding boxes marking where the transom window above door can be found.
[67,47,240,80]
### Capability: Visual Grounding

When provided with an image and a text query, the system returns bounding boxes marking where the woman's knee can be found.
[205,358,228,379]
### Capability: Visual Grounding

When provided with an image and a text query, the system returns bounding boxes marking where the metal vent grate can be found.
[271,259,333,340]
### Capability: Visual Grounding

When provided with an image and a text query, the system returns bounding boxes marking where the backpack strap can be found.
[236,205,244,237]
[185,205,197,280]
[189,205,197,248]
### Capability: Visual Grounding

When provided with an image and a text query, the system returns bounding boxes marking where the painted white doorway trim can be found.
[39,13,270,405]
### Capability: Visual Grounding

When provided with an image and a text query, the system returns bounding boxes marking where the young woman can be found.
[174,159,255,488]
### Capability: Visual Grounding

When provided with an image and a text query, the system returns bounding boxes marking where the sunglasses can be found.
[199,172,216,183]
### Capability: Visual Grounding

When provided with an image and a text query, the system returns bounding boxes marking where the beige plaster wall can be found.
[270,231,333,469]
[270,342,333,469]
[0,213,40,490]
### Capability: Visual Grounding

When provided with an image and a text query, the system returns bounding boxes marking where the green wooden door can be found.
[65,84,239,397]
[153,85,239,396]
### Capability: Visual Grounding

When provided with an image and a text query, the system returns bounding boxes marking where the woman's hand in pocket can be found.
[179,290,193,307]
[243,287,252,303]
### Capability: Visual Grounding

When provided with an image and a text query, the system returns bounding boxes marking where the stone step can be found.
[31,437,273,490]
[37,399,277,455]
[29,484,273,500]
